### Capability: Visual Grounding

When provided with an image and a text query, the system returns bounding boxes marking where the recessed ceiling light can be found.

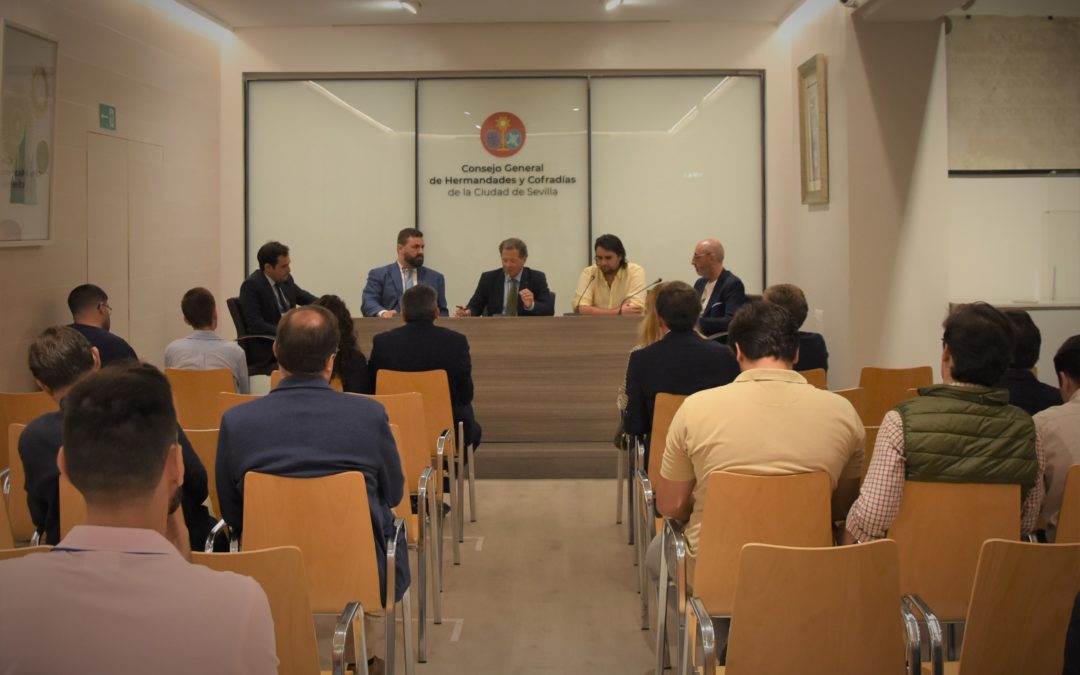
[572,107,581,112]
[400,1,420,14]
[464,111,471,116]
[604,0,623,11]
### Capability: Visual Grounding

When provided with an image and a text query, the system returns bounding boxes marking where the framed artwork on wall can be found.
[798,53,829,205]
[0,21,58,247]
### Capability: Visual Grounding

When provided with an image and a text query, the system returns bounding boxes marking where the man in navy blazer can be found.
[763,283,830,373]
[362,227,448,318]
[237,241,317,365]
[624,282,739,468]
[371,284,482,449]
[216,305,408,607]
[692,238,748,337]
[455,238,554,317]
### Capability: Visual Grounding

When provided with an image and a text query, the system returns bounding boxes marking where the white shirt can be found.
[700,278,718,308]
[1036,389,1080,538]
[165,330,250,394]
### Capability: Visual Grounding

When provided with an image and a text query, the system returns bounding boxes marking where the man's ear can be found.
[793,346,801,366]
[90,346,101,371]
[57,446,69,478]
[165,442,184,489]
[272,340,278,358]
[34,378,54,398]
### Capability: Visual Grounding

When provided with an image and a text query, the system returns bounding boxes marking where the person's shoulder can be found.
[626,262,645,273]
[524,266,547,279]
[239,270,263,288]
[1034,399,1077,424]
[424,266,446,282]
[22,410,61,445]
[366,262,395,277]
[431,322,467,342]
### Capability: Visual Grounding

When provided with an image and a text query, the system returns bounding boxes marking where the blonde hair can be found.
[637,285,666,347]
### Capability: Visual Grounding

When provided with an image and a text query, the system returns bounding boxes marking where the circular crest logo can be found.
[480,112,526,158]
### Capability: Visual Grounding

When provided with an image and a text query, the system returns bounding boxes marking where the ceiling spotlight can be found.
[400,1,420,14]
[604,0,623,10]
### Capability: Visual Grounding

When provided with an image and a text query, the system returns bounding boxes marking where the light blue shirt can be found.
[164,330,249,394]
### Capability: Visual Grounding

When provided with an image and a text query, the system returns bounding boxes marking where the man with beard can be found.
[66,284,137,366]
[362,227,449,318]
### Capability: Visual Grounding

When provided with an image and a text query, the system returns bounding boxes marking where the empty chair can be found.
[0,392,56,469]
[165,368,236,429]
[1057,465,1080,543]
[833,387,868,424]
[859,366,932,426]
[801,367,827,390]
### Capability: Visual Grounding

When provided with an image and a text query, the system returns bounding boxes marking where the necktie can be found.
[274,284,289,313]
[507,278,519,316]
[405,268,415,290]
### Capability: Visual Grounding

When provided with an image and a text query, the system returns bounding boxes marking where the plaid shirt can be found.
[846,401,1046,542]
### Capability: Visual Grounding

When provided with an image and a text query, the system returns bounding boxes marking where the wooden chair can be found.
[688,540,918,674]
[183,428,232,552]
[242,471,415,675]
[0,391,56,469]
[226,296,276,377]
[801,368,827,389]
[217,391,261,421]
[270,369,345,392]
[861,426,880,482]
[0,475,14,549]
[6,423,38,543]
[656,471,833,675]
[376,369,469,566]
[165,368,236,429]
[192,547,327,675]
[0,545,51,561]
[833,387,867,423]
[1055,465,1080,544]
[858,366,932,427]
[58,473,86,540]
[914,539,1080,675]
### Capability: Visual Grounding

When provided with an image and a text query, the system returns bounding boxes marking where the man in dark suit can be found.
[763,283,829,373]
[66,284,137,366]
[454,238,554,317]
[216,305,408,626]
[370,284,482,449]
[237,240,316,365]
[362,227,448,318]
[692,238,748,336]
[995,309,1061,415]
[624,281,739,468]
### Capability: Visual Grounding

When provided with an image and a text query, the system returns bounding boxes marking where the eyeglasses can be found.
[692,253,710,260]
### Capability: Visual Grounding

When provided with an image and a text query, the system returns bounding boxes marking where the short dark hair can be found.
[62,363,177,501]
[1003,310,1041,369]
[655,282,701,333]
[180,287,215,329]
[499,238,528,258]
[67,284,108,316]
[397,228,424,246]
[763,283,809,329]
[401,285,437,323]
[1053,335,1080,385]
[942,302,1015,386]
[256,241,289,271]
[29,326,95,391]
[728,301,799,363]
[275,305,339,375]
[594,234,628,268]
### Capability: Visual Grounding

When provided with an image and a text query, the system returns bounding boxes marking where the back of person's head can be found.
[942,302,1015,386]
[314,294,358,364]
[29,326,95,392]
[727,301,799,363]
[1003,310,1041,370]
[67,284,108,317]
[180,287,215,329]
[593,233,628,267]
[762,283,809,330]
[397,227,424,245]
[401,285,437,322]
[62,363,177,502]
[1053,335,1080,386]
[499,237,528,258]
[275,305,339,375]
[654,281,701,333]
[256,241,288,271]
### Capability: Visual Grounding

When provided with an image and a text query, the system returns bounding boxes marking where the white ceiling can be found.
[178,0,808,29]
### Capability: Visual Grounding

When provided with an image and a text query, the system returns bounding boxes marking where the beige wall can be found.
[0,0,222,390]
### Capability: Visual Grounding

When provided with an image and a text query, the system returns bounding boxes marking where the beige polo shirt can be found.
[661,368,864,555]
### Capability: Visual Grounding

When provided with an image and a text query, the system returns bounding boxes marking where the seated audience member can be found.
[455,237,554,317]
[238,240,316,365]
[844,302,1045,544]
[165,287,249,394]
[1036,335,1080,541]
[314,294,372,394]
[624,282,739,467]
[995,309,1061,415]
[370,284,482,449]
[616,288,665,417]
[19,326,217,549]
[572,233,646,315]
[0,363,277,672]
[762,282,828,372]
[363,227,448,318]
[692,238,747,336]
[216,305,405,673]
[66,283,137,366]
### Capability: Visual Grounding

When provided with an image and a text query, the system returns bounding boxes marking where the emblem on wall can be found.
[480,112,526,158]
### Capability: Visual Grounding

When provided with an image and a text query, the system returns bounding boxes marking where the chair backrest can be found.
[833,387,867,425]
[269,369,344,392]
[724,540,907,675]
[693,471,833,614]
[0,474,14,549]
[226,297,249,338]
[861,426,880,482]
[888,481,1020,621]
[376,369,456,459]
[0,391,57,468]
[801,368,827,390]
[192,546,320,675]
[957,539,1080,675]
[362,393,429,499]
[858,366,932,426]
[165,368,236,429]
[242,471,383,614]
[648,393,688,481]
[6,423,36,541]
[0,545,51,561]
[58,473,86,540]
[184,428,221,517]
[217,392,261,422]
[1056,464,1080,543]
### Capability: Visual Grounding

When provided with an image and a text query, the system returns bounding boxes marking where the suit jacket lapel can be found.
[389,264,403,308]
[490,271,504,315]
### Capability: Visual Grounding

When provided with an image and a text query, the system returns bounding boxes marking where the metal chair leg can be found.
[467,442,477,523]
[627,440,637,546]
[446,433,461,565]
[416,489,428,663]
[455,422,464,545]
[616,434,625,524]
[401,588,415,675]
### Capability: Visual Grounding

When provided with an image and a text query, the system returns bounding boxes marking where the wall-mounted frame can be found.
[798,54,829,205]
[0,21,58,247]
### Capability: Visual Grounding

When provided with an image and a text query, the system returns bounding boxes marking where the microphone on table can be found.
[572,270,597,313]
[616,278,663,314]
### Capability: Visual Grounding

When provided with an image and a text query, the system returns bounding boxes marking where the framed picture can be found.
[798,54,829,205]
[0,21,58,247]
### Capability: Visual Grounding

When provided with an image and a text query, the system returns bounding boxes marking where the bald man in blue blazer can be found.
[362,227,448,318]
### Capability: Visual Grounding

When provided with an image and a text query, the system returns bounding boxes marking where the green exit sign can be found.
[99,103,116,131]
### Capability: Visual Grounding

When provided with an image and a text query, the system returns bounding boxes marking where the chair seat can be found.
[922,662,960,675]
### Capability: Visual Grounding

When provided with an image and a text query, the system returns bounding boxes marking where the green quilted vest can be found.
[895,384,1038,490]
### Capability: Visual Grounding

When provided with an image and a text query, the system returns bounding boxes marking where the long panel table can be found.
[354,316,641,442]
